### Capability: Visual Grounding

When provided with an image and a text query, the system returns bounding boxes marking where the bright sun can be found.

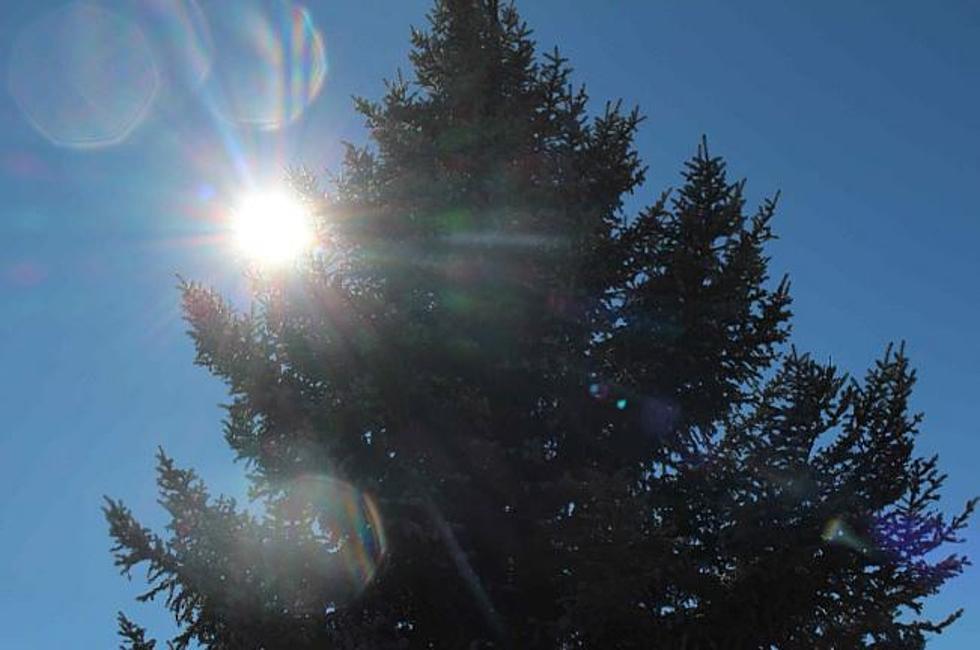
[232,190,316,266]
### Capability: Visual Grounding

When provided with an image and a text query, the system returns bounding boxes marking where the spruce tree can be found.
[106,1,974,647]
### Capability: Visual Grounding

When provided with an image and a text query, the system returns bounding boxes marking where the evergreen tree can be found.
[106,1,974,647]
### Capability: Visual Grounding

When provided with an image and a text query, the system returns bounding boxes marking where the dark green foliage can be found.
[105,1,974,647]
[117,612,156,650]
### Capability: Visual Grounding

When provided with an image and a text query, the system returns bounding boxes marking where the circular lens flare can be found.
[295,476,387,593]
[266,475,386,611]
[232,190,315,266]
[199,0,327,129]
[128,0,214,106]
[8,3,159,148]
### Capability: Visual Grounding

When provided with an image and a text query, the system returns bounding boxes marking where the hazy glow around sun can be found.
[232,190,316,266]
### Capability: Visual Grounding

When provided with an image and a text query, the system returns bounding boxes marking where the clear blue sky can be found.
[1,1,977,646]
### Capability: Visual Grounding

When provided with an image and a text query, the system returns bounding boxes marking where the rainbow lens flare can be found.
[286,475,387,602]
[200,0,327,130]
[131,0,214,107]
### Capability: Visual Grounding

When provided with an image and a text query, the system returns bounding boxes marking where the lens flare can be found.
[232,190,316,266]
[2,262,47,289]
[288,476,387,601]
[8,3,159,148]
[124,0,214,107]
[822,517,871,555]
[199,0,327,129]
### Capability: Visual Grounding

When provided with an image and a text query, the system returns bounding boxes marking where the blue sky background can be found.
[0,1,977,646]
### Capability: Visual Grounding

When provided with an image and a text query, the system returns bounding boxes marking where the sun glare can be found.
[232,190,316,266]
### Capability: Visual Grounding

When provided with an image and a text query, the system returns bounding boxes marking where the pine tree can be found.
[106,2,975,648]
